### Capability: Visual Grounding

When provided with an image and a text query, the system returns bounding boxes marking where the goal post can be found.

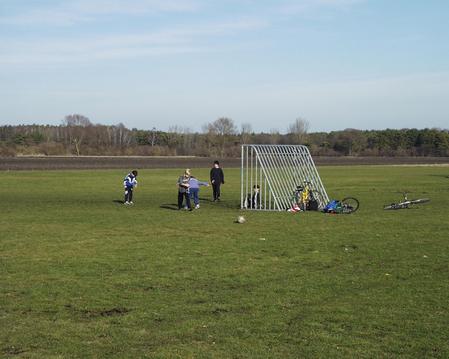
[241,144,329,211]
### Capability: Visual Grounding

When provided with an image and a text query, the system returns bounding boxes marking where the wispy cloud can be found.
[279,0,365,15]
[0,19,267,66]
[0,0,200,26]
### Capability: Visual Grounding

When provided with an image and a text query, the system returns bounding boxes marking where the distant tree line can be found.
[1,115,448,157]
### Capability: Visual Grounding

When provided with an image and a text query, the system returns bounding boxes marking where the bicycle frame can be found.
[292,181,313,211]
[384,192,430,210]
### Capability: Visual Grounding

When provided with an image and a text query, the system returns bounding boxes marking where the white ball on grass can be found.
[237,215,246,224]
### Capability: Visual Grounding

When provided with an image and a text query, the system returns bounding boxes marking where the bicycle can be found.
[323,197,360,214]
[384,192,430,210]
[338,197,360,214]
[292,181,320,211]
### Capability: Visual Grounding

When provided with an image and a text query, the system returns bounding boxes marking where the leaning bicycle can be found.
[384,192,430,210]
[291,181,320,211]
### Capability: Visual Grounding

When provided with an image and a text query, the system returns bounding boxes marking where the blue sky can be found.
[0,0,448,132]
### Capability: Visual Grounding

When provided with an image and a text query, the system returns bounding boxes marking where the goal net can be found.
[241,145,329,211]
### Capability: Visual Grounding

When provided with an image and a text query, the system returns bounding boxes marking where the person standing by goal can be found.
[210,160,225,201]
[123,170,138,205]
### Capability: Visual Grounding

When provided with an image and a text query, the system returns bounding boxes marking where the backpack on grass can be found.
[323,200,339,213]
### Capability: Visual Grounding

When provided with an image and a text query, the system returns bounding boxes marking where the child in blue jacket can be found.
[188,176,209,209]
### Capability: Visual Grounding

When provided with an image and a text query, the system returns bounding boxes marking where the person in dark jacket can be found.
[210,160,224,201]
[245,185,261,209]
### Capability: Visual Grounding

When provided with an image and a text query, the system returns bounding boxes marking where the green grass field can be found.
[1,166,449,358]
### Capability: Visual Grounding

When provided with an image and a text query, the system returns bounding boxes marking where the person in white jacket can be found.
[123,170,138,205]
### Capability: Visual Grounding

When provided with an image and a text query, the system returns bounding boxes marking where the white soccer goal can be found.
[241,145,329,211]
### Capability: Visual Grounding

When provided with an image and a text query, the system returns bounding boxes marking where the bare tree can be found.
[288,117,310,144]
[62,114,92,155]
[269,128,281,145]
[206,117,237,156]
[165,126,182,154]
[116,123,132,147]
[207,117,237,136]
[181,127,194,154]
[241,122,253,144]
[63,114,92,127]
[149,127,158,147]
[201,124,214,154]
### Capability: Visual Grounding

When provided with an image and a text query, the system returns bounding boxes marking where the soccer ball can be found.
[237,215,246,224]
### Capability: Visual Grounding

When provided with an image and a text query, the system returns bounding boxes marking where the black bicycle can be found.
[384,192,430,210]
[292,181,321,211]
[338,197,360,214]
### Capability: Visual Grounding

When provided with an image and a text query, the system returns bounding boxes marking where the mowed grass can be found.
[1,166,449,358]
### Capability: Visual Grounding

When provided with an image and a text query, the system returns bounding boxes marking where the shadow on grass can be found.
[2,347,27,356]
[196,196,239,208]
[160,198,238,210]
[65,304,130,319]
[160,203,179,211]
[113,199,124,204]
[214,200,241,209]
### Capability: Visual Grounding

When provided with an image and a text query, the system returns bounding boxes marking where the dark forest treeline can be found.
[1,115,448,157]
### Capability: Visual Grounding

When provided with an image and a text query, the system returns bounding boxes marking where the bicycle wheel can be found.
[409,198,430,205]
[309,190,322,200]
[341,197,359,214]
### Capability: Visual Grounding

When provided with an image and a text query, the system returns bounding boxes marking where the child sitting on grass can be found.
[245,184,261,209]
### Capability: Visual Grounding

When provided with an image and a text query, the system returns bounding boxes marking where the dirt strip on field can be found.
[1,156,449,170]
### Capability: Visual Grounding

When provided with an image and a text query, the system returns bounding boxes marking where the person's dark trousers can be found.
[124,187,133,202]
[212,183,221,200]
[190,188,199,205]
[178,191,191,209]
